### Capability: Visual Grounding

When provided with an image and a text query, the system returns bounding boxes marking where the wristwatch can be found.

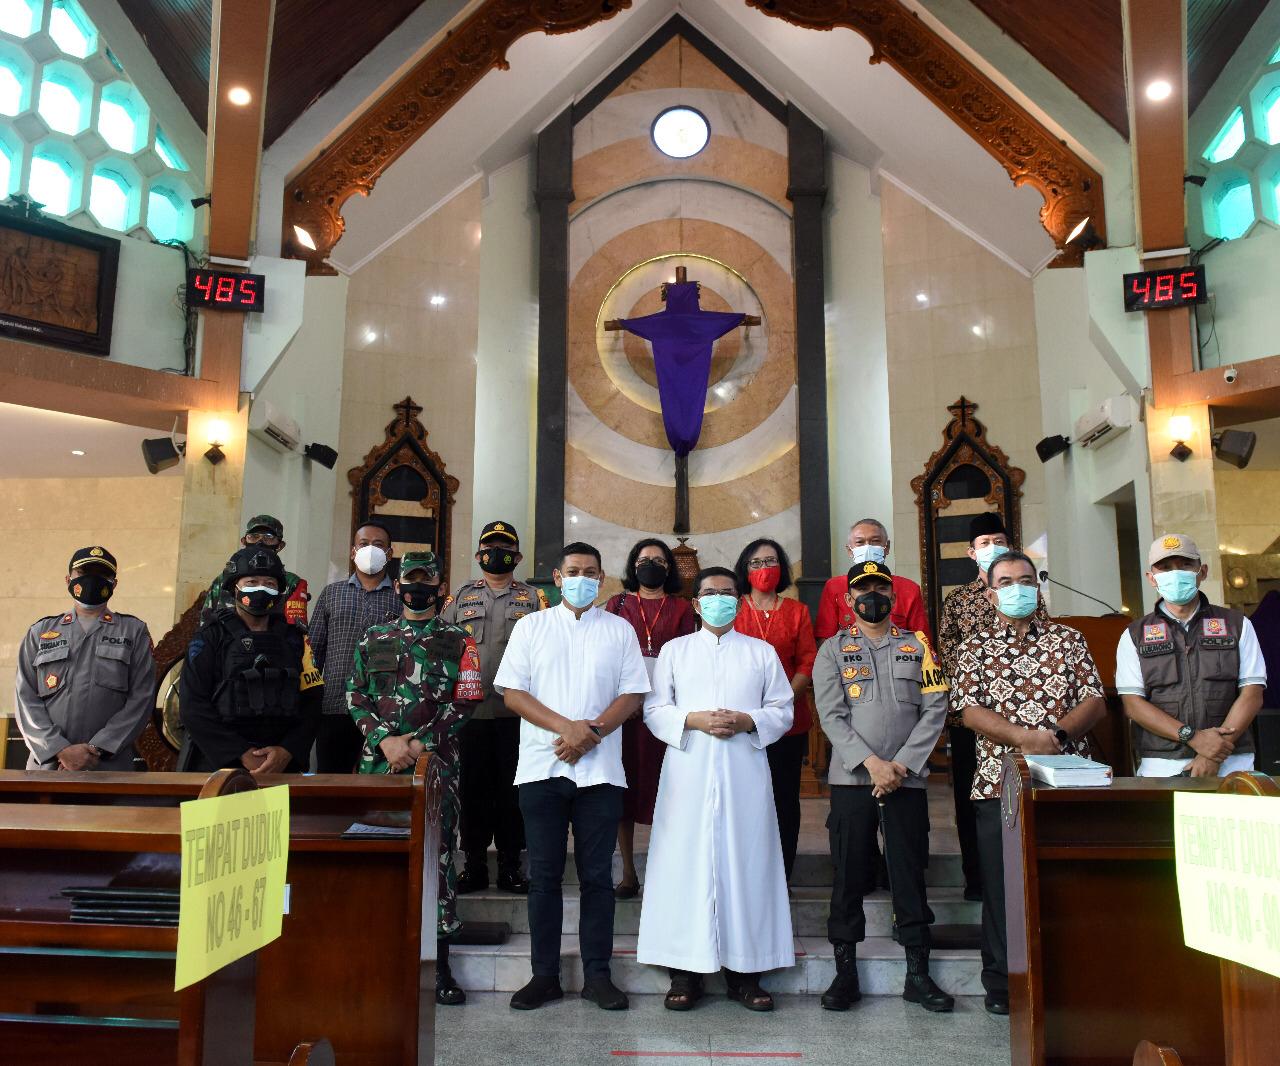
[1177,724,1195,744]
[588,725,603,738]
[1053,728,1069,748]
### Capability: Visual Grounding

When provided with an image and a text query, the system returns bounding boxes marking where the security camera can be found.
[1224,366,1238,384]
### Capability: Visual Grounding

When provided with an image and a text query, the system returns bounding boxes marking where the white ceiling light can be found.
[227,86,252,106]
[71,449,85,456]
[429,294,446,307]
[915,292,929,304]
[1145,80,1173,102]
[652,106,710,159]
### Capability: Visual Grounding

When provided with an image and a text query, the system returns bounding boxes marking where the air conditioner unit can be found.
[1073,395,1138,449]
[248,399,301,454]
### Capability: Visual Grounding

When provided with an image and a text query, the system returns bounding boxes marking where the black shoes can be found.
[496,862,529,894]
[435,942,465,1006]
[902,948,954,1012]
[964,884,984,902]
[456,856,488,895]
[820,941,862,1010]
[510,976,564,1010]
[984,990,1010,1015]
[581,975,629,1010]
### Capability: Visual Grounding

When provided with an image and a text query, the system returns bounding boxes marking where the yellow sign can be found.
[1174,791,1280,979]
[175,784,290,990]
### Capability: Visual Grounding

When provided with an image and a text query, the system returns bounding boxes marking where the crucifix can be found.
[603,266,761,534]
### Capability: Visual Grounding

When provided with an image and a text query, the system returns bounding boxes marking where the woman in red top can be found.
[733,538,817,883]
[605,538,696,898]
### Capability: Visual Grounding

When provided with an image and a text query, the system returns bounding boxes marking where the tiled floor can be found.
[433,992,1010,1066]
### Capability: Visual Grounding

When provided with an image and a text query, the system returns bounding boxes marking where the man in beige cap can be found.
[1116,533,1267,777]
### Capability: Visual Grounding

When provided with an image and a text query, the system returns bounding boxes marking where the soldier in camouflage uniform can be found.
[200,515,309,626]
[345,550,483,1006]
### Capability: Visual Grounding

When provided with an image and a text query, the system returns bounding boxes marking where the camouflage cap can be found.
[244,514,284,539]
[399,550,441,581]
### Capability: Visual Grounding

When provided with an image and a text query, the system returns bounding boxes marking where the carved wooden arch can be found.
[348,397,460,590]
[910,397,1025,631]
[282,0,1105,273]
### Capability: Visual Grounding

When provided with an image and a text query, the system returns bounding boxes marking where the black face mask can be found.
[400,582,439,612]
[478,549,517,575]
[635,559,669,590]
[69,573,115,606]
[854,590,892,625]
[236,588,277,617]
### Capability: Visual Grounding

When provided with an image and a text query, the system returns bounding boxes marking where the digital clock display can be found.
[187,268,266,313]
[1122,264,1206,312]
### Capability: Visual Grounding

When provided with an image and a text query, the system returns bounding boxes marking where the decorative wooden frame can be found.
[136,594,205,769]
[745,0,1105,266]
[348,396,459,589]
[282,0,633,273]
[911,397,1025,629]
[282,0,1105,272]
[0,203,120,355]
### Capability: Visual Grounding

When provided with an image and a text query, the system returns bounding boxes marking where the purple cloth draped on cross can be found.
[619,282,745,457]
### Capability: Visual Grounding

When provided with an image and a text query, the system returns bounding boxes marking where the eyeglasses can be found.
[245,533,281,546]
[699,588,738,598]
[746,557,779,570]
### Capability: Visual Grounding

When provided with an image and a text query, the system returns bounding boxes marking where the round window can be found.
[651,106,710,159]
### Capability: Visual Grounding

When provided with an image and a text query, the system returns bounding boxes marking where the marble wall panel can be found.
[603,36,746,100]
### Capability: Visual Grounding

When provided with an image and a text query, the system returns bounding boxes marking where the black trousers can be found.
[519,778,622,980]
[827,785,933,949]
[459,717,524,863]
[766,732,807,883]
[315,714,363,773]
[973,798,1007,994]
[949,725,983,893]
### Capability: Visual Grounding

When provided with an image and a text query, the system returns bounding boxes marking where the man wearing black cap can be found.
[199,514,309,626]
[812,561,953,1013]
[438,522,548,893]
[15,547,155,771]
[179,546,323,774]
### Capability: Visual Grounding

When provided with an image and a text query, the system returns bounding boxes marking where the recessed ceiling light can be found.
[1145,80,1172,102]
[569,514,579,524]
[71,449,85,456]
[363,329,377,344]
[971,324,984,337]
[915,292,929,304]
[227,86,252,106]
[429,294,446,307]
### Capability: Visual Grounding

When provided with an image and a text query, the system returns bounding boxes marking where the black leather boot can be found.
[496,857,529,894]
[456,855,488,894]
[820,941,861,1010]
[436,941,466,1006]
[902,947,954,1012]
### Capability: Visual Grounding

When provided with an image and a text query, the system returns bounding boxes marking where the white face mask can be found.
[850,544,886,565]
[354,544,388,575]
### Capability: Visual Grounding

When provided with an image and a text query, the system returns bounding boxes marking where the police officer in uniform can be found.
[812,561,953,1013]
[1118,533,1267,778]
[200,515,309,626]
[15,546,155,771]
[438,522,547,893]
[180,547,323,774]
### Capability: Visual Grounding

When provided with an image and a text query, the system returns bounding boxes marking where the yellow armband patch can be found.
[299,638,324,691]
[918,634,949,693]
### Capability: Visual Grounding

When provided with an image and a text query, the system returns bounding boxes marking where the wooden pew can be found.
[0,761,438,1065]
[1002,753,1228,1066]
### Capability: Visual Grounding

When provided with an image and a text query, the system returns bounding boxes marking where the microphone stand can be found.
[1038,571,1124,616]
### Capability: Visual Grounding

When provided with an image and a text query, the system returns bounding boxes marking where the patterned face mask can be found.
[399,581,438,612]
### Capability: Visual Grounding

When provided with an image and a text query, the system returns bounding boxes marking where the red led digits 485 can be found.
[1122,264,1207,312]
[186,269,267,313]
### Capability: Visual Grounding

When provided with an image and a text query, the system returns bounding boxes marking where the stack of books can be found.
[62,887,180,925]
[1024,754,1114,788]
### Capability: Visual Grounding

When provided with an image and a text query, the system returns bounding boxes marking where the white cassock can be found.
[636,627,795,975]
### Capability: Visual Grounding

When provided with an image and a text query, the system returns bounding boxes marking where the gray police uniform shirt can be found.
[438,578,546,719]
[14,608,156,770]
[812,622,950,788]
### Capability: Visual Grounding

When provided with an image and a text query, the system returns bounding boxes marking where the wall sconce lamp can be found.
[292,225,317,251]
[1168,414,1194,461]
[205,419,229,466]
[1227,566,1250,590]
[1065,216,1104,252]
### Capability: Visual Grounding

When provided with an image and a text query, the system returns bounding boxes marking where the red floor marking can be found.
[610,1053,802,1059]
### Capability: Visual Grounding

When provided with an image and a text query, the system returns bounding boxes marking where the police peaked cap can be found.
[221,546,286,592]
[848,560,894,588]
[478,521,519,548]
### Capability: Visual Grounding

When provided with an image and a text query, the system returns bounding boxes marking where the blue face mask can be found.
[975,543,1009,572]
[851,544,886,565]
[995,583,1038,619]
[1154,569,1199,606]
[698,594,739,628]
[559,575,599,609]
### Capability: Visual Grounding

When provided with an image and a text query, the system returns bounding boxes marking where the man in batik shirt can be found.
[346,550,483,1006]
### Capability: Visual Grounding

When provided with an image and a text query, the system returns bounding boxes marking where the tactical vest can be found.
[212,616,302,722]
[1127,599,1250,758]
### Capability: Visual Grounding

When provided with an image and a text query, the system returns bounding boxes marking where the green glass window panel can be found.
[1204,107,1246,162]
[89,170,130,229]
[1271,43,1280,64]
[0,63,21,116]
[0,0,36,38]
[49,1,96,59]
[146,187,188,241]
[38,77,83,134]
[98,97,137,152]
[154,128,187,171]
[29,154,73,215]
[1215,181,1255,239]
[1265,87,1280,146]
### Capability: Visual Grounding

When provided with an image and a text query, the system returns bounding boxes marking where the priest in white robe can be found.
[635,566,795,1012]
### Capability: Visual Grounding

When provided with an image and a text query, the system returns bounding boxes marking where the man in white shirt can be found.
[494,542,650,1011]
[637,566,795,1013]
[1117,533,1266,777]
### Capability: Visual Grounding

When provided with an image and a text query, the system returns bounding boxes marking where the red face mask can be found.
[747,566,781,593]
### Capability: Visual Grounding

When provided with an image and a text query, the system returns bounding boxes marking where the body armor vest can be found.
[212,616,301,722]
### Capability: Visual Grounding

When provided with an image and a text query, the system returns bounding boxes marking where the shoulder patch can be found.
[1143,622,1169,644]
[1202,617,1227,637]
